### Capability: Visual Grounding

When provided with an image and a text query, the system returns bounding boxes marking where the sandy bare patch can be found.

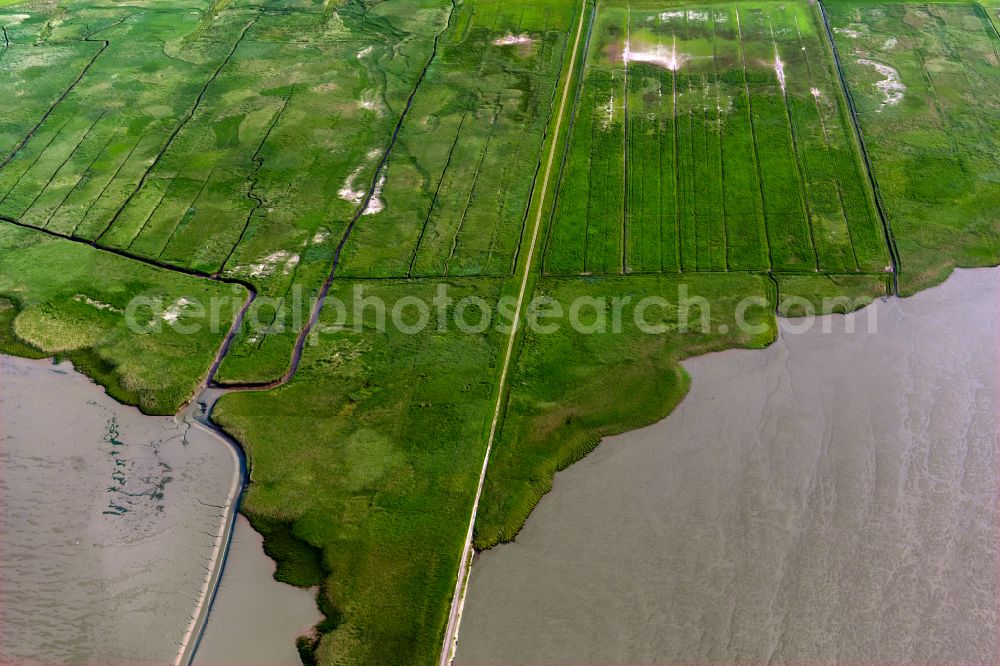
[357,45,374,59]
[4,14,30,26]
[811,87,822,99]
[494,33,532,46]
[162,298,192,323]
[882,36,897,51]
[312,230,330,244]
[623,38,686,71]
[241,251,296,279]
[359,90,382,113]
[73,295,122,313]
[339,166,366,205]
[363,173,386,216]
[835,27,863,38]
[311,82,338,94]
[858,58,905,109]
[774,49,787,94]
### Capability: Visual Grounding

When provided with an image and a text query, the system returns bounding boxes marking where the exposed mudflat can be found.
[457,268,1000,664]
[0,355,239,664]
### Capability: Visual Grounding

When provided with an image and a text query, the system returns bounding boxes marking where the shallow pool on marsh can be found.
[457,268,1000,664]
[0,355,238,663]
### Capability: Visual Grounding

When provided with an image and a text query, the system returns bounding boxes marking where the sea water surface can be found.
[457,268,1000,664]
[0,354,238,663]
[0,355,316,665]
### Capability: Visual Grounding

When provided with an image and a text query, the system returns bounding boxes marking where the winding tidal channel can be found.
[457,268,1000,664]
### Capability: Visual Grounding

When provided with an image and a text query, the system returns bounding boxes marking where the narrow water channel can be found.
[457,268,1000,664]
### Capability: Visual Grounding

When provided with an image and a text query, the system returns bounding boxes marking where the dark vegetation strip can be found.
[977,3,1000,55]
[770,23,820,272]
[540,0,595,274]
[217,86,295,276]
[45,132,119,228]
[71,131,148,237]
[622,10,630,274]
[19,113,105,219]
[816,0,900,293]
[94,16,258,244]
[125,170,179,251]
[0,19,121,171]
[408,102,472,277]
[444,101,500,276]
[793,14,861,271]
[713,13,730,271]
[735,8,773,271]
[509,20,575,276]
[0,118,71,206]
[2,26,9,49]
[671,39,681,272]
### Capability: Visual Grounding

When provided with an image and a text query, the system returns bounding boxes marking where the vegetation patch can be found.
[828,0,1000,293]
[0,224,243,413]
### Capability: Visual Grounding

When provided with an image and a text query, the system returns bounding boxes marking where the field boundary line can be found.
[0,117,72,207]
[216,86,295,275]
[409,102,472,277]
[816,0,900,293]
[793,13,862,272]
[735,7,774,271]
[622,6,630,274]
[94,16,258,244]
[540,0,595,276]
[444,99,500,276]
[712,12,730,272]
[769,21,820,272]
[44,131,118,229]
[0,18,121,171]
[17,112,105,220]
[437,0,589,662]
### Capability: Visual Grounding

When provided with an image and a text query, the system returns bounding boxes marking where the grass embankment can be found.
[826,0,1000,294]
[0,224,244,414]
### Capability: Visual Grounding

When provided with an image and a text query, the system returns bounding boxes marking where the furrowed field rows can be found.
[543,1,891,277]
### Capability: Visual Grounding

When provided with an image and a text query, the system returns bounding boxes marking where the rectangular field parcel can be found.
[543,1,890,277]
[827,1,1000,293]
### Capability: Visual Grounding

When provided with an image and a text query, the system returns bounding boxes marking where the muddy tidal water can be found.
[194,514,321,666]
[457,268,1000,664]
[0,355,239,664]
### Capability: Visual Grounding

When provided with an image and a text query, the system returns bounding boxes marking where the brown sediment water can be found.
[0,355,237,664]
[193,515,321,666]
[456,267,1000,664]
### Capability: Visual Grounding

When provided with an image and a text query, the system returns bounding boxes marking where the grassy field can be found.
[338,0,578,278]
[0,224,244,414]
[0,0,461,384]
[2,0,999,665]
[543,1,890,276]
[827,0,1000,293]
[213,279,506,665]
